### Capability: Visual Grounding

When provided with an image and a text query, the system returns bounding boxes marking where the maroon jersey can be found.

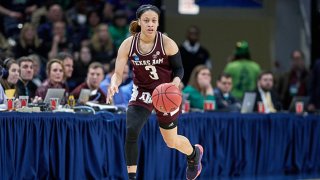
[128,31,173,90]
[127,32,180,124]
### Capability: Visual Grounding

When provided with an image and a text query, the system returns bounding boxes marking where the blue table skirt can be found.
[0,112,320,179]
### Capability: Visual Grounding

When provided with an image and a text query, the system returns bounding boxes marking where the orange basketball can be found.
[152,83,182,113]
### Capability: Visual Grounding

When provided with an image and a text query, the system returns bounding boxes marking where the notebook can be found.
[240,92,257,113]
[43,88,66,104]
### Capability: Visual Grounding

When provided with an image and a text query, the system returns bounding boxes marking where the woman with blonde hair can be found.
[90,23,116,66]
[35,59,68,100]
[13,23,47,58]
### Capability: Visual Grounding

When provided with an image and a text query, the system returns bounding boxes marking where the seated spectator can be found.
[71,62,106,104]
[90,23,116,69]
[109,10,130,49]
[36,59,68,100]
[0,0,38,39]
[37,4,64,42]
[12,23,48,59]
[101,1,114,24]
[72,46,92,86]
[16,56,38,100]
[214,73,240,112]
[276,50,309,110]
[48,21,74,59]
[0,58,20,98]
[55,52,75,90]
[254,71,282,113]
[0,60,8,105]
[0,84,7,105]
[82,9,101,41]
[28,54,43,87]
[183,65,215,110]
[308,59,320,112]
[100,59,132,106]
[224,41,261,100]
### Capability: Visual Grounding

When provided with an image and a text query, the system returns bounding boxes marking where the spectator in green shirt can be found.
[183,65,215,110]
[224,40,261,100]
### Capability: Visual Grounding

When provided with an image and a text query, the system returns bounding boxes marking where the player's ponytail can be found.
[129,20,140,35]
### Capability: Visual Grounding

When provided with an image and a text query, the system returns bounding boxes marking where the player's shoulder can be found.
[161,33,178,55]
[122,35,134,46]
[118,35,134,52]
[161,33,175,44]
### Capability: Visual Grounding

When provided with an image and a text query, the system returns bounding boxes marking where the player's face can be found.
[139,10,159,35]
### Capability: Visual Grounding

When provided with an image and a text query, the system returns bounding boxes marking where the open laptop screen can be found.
[43,88,66,104]
[241,92,257,113]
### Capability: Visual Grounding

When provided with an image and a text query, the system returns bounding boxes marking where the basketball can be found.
[152,83,182,113]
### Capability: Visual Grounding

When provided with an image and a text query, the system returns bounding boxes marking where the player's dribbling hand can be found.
[106,85,119,104]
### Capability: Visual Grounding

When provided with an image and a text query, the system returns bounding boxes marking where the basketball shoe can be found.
[186,144,203,180]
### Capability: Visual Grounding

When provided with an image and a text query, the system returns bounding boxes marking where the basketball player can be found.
[107,4,204,180]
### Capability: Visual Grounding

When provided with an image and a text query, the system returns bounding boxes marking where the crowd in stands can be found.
[183,37,320,113]
[0,1,319,113]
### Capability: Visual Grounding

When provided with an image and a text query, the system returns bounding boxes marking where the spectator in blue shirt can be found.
[100,59,132,106]
[214,73,240,112]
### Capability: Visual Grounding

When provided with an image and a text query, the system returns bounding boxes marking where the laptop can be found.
[43,88,66,104]
[241,92,257,113]
[288,96,309,112]
[78,89,91,103]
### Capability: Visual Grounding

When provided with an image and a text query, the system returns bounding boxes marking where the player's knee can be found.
[126,126,140,142]
[164,138,176,149]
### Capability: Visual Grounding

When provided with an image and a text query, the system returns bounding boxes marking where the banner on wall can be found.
[195,0,263,8]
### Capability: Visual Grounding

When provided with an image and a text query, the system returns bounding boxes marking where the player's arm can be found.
[107,37,132,103]
[163,35,184,88]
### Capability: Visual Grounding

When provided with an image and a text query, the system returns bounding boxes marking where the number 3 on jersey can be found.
[145,65,159,80]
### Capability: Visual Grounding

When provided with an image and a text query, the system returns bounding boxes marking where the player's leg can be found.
[156,107,203,180]
[159,124,203,180]
[126,105,151,180]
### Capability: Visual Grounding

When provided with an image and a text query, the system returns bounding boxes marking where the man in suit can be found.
[214,73,240,112]
[254,71,282,113]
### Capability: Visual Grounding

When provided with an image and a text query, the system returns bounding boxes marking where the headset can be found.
[0,58,11,79]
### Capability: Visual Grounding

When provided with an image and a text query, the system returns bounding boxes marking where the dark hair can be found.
[88,62,104,71]
[258,70,273,80]
[129,4,160,35]
[55,52,74,61]
[17,56,33,66]
[136,4,160,19]
[217,72,232,81]
[2,58,17,79]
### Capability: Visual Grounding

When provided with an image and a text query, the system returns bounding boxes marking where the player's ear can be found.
[138,19,141,26]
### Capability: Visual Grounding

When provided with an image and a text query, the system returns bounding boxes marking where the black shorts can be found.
[127,104,179,130]
[128,84,181,129]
